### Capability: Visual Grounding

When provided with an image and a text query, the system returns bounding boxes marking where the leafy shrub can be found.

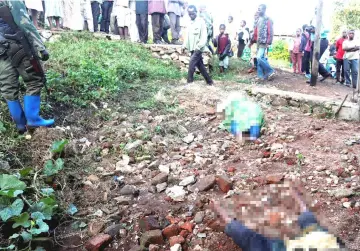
[0,140,68,250]
[46,33,183,106]
[268,40,290,61]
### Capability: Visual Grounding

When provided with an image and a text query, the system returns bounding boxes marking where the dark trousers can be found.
[318,63,329,77]
[168,12,180,41]
[136,14,148,43]
[151,13,164,42]
[161,28,170,43]
[238,43,245,58]
[187,50,213,84]
[302,51,311,74]
[336,59,345,82]
[100,1,113,33]
[91,1,101,32]
[310,49,330,78]
[225,211,320,251]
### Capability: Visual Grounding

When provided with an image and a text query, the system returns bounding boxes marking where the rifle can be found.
[0,5,49,95]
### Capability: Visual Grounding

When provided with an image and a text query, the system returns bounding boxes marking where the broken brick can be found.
[265,174,284,184]
[85,234,112,251]
[180,222,194,233]
[162,224,180,239]
[216,175,232,193]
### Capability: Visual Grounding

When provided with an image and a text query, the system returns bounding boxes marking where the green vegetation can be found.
[268,40,290,61]
[0,140,68,251]
[212,57,251,83]
[46,33,184,107]
[267,40,291,69]
[332,0,360,40]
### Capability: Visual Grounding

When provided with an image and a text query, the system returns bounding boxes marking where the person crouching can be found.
[213,24,232,73]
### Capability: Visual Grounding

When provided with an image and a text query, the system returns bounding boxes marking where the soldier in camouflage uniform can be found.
[0,0,54,133]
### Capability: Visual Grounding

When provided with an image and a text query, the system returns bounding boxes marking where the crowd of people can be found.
[23,0,190,44]
[287,26,359,88]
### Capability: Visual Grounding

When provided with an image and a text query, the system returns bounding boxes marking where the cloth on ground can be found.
[218,93,264,140]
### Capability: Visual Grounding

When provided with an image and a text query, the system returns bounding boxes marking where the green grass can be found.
[211,57,251,83]
[269,58,292,70]
[46,33,184,107]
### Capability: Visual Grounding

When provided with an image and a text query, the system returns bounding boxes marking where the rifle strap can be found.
[11,47,26,67]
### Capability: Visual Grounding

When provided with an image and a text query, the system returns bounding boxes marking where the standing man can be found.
[100,0,114,34]
[0,1,54,133]
[250,4,275,81]
[237,20,249,58]
[91,0,102,32]
[343,30,359,89]
[168,0,184,45]
[185,5,213,85]
[335,30,348,84]
[136,0,148,43]
[148,0,166,44]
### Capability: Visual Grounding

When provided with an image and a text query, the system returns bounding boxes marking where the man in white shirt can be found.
[343,30,359,88]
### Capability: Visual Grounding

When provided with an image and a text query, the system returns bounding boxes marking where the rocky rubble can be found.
[74,84,360,251]
[145,44,212,71]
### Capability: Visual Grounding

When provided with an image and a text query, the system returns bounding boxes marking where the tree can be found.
[332,0,360,39]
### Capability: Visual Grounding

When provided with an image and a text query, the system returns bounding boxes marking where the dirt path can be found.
[261,70,354,101]
[45,74,360,251]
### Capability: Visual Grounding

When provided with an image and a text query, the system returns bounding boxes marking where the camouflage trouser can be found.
[0,43,43,101]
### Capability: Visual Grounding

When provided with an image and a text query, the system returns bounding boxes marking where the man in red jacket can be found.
[335,30,348,84]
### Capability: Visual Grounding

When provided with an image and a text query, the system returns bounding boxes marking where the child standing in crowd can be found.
[25,0,43,29]
[292,28,305,74]
[45,0,63,31]
[114,0,131,39]
[213,24,232,73]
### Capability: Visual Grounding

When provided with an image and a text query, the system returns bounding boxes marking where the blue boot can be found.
[6,100,27,133]
[24,95,54,127]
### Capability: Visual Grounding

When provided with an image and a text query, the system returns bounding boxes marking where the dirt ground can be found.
[252,68,354,101]
[20,69,360,251]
